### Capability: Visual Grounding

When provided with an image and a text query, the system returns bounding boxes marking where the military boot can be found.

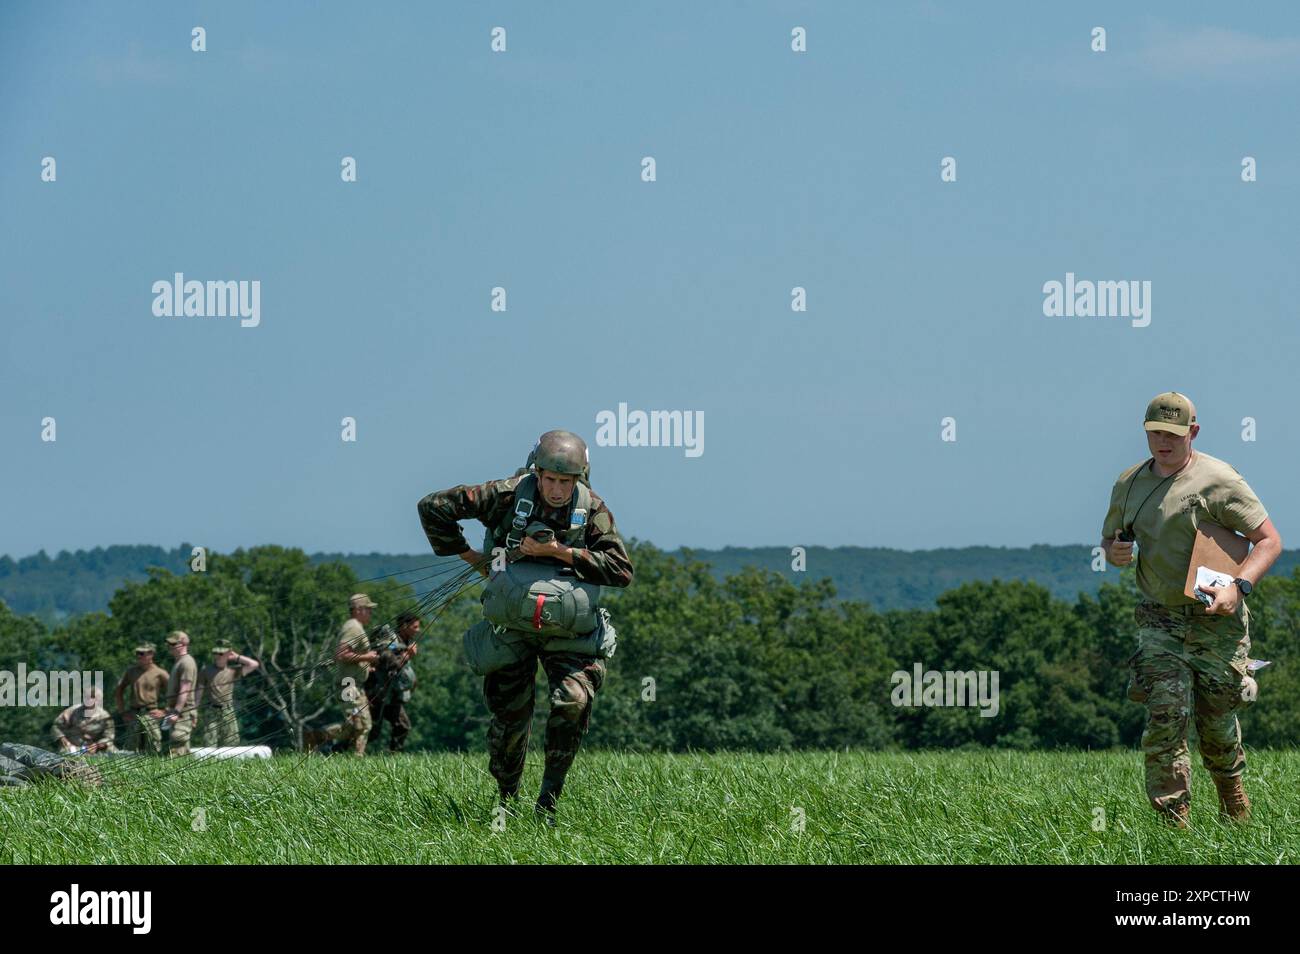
[534,780,561,829]
[1214,775,1251,823]
[1159,802,1191,829]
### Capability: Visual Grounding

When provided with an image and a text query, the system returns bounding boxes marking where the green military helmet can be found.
[528,430,590,483]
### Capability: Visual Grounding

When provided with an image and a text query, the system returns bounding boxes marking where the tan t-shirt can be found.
[168,654,198,708]
[198,665,240,707]
[118,663,169,709]
[336,618,371,690]
[1102,451,1267,606]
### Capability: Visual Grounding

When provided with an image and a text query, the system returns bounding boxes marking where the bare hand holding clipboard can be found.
[1185,522,1250,605]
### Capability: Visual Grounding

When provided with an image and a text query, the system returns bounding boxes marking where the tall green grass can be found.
[2,751,1296,864]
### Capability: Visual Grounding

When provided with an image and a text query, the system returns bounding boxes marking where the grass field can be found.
[2,750,1298,864]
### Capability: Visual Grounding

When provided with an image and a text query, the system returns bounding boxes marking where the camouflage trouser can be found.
[129,711,163,754]
[168,710,197,757]
[484,650,605,798]
[323,692,372,756]
[1129,600,1252,814]
[201,705,240,747]
[367,699,411,752]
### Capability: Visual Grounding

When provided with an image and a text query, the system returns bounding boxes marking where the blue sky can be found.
[3,1,1299,557]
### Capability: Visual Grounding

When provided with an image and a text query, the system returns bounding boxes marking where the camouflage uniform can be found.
[1103,449,1268,816]
[166,652,199,757]
[202,705,240,747]
[484,651,607,797]
[51,703,117,753]
[322,617,373,755]
[1129,600,1251,814]
[418,473,633,800]
[197,664,242,747]
[366,636,414,753]
[115,660,169,754]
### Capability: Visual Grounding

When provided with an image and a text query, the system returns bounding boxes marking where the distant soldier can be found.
[366,614,419,753]
[163,631,199,757]
[51,689,117,754]
[418,430,634,825]
[196,647,260,747]
[113,644,169,754]
[1102,392,1282,827]
[314,594,380,756]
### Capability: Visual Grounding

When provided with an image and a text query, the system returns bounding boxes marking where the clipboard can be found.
[1184,522,1250,599]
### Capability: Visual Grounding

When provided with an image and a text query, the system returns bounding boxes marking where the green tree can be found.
[0,601,57,745]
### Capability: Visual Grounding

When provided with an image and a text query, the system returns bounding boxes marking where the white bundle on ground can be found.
[189,746,272,760]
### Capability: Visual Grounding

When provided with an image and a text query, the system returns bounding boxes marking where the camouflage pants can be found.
[1129,600,1251,813]
[129,711,163,754]
[201,705,240,747]
[168,710,197,757]
[484,650,605,798]
[367,699,411,752]
[324,692,372,756]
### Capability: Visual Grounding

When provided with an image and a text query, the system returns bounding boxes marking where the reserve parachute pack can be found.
[463,609,617,677]
[482,559,602,637]
[479,472,600,637]
[467,467,616,674]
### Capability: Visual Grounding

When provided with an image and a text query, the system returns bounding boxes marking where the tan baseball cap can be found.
[134,644,156,654]
[1144,392,1197,436]
[164,630,189,646]
[212,646,232,655]
[349,593,378,608]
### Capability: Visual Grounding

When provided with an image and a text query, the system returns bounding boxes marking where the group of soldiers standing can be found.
[52,632,260,757]
[50,601,420,761]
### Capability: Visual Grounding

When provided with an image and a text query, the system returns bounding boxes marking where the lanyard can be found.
[1118,455,1188,541]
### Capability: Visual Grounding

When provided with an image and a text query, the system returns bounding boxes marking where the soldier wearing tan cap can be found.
[312,594,379,756]
[163,631,198,757]
[196,647,260,747]
[113,644,169,754]
[1101,392,1283,827]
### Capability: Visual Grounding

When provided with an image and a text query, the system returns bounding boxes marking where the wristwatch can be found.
[1233,578,1253,598]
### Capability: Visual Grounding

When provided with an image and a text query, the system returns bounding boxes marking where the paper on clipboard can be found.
[1184,522,1250,600]
[1193,565,1234,595]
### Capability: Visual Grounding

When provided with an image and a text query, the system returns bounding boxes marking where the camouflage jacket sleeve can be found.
[571,495,634,588]
[417,477,520,556]
[50,707,73,742]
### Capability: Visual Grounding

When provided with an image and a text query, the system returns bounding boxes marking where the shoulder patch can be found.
[592,511,612,533]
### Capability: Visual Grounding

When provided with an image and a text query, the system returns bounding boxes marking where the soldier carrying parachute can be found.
[417,429,634,826]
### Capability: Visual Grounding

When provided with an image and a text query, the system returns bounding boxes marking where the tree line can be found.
[17,541,1300,622]
[2,542,1298,751]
